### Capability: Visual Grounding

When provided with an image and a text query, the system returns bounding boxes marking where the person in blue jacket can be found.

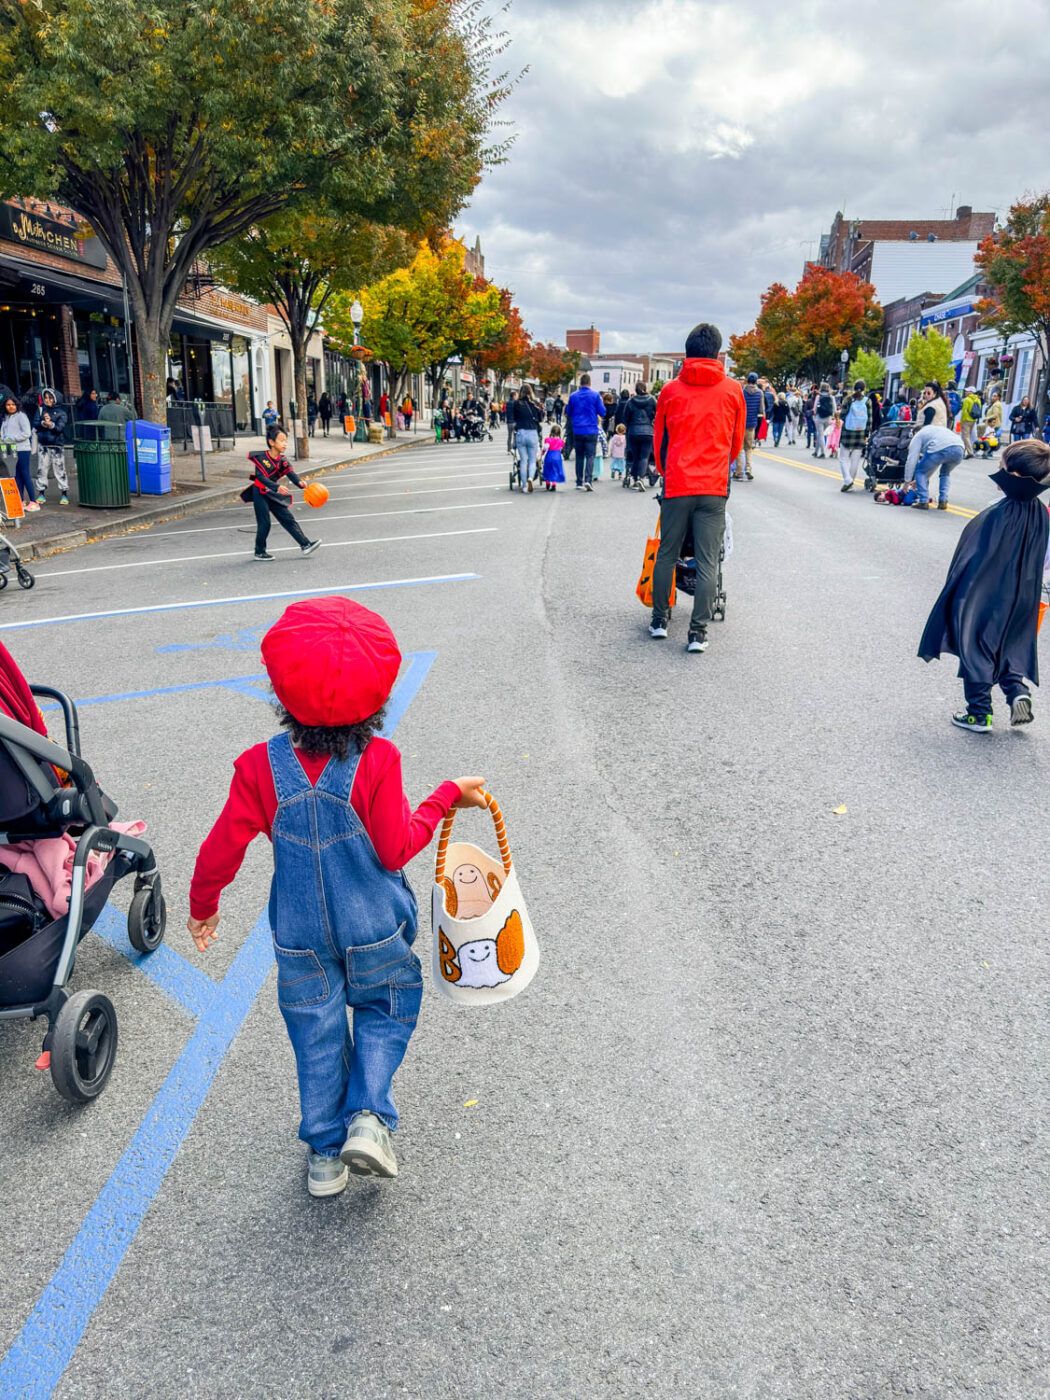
[564,373,606,491]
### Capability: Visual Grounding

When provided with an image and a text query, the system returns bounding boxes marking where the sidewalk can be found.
[5,428,429,561]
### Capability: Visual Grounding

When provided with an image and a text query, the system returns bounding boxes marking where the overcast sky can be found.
[458,0,1050,355]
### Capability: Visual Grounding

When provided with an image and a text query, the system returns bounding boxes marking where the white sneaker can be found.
[340,1111,398,1178]
[649,622,669,639]
[307,1151,348,1198]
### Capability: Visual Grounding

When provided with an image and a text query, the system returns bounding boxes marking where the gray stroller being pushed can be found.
[0,648,165,1102]
[0,526,34,592]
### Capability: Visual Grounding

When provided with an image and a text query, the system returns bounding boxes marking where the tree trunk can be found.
[137,316,168,426]
[290,330,310,460]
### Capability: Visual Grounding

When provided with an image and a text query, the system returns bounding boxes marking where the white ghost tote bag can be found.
[432,792,539,1006]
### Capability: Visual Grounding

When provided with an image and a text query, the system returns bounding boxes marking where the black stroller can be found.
[864,421,915,492]
[0,671,166,1102]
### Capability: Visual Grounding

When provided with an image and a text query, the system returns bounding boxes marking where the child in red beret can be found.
[187,597,485,1197]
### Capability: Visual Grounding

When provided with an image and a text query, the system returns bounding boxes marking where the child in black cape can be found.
[919,438,1050,733]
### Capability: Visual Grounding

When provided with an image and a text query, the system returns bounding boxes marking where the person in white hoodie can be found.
[1,395,37,511]
[905,422,964,511]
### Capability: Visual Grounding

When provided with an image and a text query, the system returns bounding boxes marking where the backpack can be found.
[818,393,834,417]
[844,398,867,431]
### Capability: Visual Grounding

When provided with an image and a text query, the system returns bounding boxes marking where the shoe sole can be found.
[687,642,709,653]
[301,543,321,556]
[308,1167,349,1197]
[340,1144,398,1178]
[649,629,668,639]
[1010,697,1034,726]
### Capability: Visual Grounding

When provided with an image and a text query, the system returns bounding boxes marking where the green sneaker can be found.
[307,1150,348,1198]
[340,1111,398,1178]
[951,711,992,735]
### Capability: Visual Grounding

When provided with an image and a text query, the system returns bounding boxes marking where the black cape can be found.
[918,471,1049,685]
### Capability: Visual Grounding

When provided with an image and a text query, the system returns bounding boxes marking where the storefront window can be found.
[231,343,251,430]
[211,344,233,404]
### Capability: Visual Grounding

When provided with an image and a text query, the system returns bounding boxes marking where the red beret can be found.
[261,597,401,727]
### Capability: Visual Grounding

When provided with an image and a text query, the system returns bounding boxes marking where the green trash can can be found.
[74,440,131,508]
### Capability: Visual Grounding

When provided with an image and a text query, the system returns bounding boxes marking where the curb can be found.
[19,437,427,561]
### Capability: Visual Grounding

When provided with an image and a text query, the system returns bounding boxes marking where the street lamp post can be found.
[840,347,849,389]
[350,300,364,424]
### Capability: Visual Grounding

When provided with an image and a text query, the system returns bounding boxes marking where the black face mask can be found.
[990,468,1050,502]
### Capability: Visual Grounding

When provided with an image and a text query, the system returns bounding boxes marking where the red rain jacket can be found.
[653,358,746,499]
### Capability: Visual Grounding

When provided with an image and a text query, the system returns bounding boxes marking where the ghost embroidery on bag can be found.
[438,911,526,988]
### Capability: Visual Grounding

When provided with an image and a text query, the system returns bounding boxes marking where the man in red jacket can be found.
[649,323,746,652]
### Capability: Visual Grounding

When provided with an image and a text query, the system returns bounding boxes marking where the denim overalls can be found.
[267,734,422,1157]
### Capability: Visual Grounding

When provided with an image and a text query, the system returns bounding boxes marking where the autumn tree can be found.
[528,343,578,393]
[211,215,411,454]
[327,239,505,430]
[469,287,531,396]
[976,194,1050,414]
[0,0,506,423]
[730,267,882,382]
[902,328,954,389]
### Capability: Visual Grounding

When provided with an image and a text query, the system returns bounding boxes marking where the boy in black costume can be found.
[919,439,1050,733]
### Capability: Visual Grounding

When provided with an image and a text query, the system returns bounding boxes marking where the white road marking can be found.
[35,527,499,579]
[0,574,480,630]
[143,497,510,540]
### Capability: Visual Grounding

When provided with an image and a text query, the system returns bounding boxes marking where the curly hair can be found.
[276,705,386,760]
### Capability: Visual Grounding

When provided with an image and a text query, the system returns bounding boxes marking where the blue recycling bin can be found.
[126,420,172,495]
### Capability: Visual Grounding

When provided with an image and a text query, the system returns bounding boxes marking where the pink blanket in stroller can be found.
[0,822,147,920]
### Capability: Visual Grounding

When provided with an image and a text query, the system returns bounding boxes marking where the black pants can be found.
[627,435,653,482]
[574,434,597,485]
[254,492,310,554]
[652,494,726,631]
[964,673,1029,719]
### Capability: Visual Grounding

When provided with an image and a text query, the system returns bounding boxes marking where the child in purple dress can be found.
[542,433,566,492]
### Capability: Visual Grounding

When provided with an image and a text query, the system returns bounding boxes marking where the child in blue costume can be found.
[542,431,566,492]
[188,597,486,1197]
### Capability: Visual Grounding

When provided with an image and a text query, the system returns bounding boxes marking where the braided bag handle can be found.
[435,791,512,881]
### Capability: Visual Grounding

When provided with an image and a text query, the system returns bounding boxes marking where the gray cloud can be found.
[458,0,1050,351]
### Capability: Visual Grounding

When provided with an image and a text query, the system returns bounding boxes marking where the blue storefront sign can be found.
[920,302,974,328]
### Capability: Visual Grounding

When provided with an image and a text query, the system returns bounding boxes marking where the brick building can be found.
[567,327,601,356]
[0,196,271,430]
[820,205,995,279]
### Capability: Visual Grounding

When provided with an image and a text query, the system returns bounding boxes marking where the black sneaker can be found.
[300,540,321,556]
[649,620,668,639]
[951,710,992,734]
[687,630,709,653]
[1010,694,1034,726]
[253,551,274,561]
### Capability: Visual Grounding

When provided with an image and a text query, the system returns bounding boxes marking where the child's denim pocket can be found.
[345,923,419,991]
[273,942,329,1009]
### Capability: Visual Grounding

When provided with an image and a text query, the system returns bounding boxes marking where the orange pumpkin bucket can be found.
[303,481,329,509]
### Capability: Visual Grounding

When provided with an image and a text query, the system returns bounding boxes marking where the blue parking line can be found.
[0,653,437,1397]
[42,674,269,709]
[91,906,216,1021]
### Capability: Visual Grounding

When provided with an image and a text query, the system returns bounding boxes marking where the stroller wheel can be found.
[0,572,7,590]
[16,565,34,590]
[50,990,118,1102]
[128,880,167,954]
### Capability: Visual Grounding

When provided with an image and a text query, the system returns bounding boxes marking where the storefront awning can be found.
[0,252,121,311]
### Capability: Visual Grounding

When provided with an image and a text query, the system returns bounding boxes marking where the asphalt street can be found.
[0,431,1046,1400]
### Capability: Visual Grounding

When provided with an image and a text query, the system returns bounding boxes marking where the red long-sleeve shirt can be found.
[189,737,459,920]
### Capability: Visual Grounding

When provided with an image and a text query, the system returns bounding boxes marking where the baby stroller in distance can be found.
[0,647,166,1102]
[463,409,493,443]
[0,529,34,591]
[864,421,915,493]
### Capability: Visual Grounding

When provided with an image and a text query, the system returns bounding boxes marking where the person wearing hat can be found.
[919,438,1050,732]
[187,597,486,1196]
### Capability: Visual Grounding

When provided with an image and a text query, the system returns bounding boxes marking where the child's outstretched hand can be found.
[187,912,220,954]
[453,776,488,810]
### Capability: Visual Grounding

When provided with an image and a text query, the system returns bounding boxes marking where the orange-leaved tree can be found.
[730,267,882,382]
[528,343,579,393]
[469,287,532,397]
[976,194,1050,415]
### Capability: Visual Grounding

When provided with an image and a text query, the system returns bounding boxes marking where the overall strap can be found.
[315,743,363,804]
[267,733,313,803]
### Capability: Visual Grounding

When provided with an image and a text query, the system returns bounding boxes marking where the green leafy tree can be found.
[327,239,505,426]
[847,348,887,390]
[0,0,507,423]
[211,214,411,453]
[976,194,1050,414]
[902,328,954,389]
